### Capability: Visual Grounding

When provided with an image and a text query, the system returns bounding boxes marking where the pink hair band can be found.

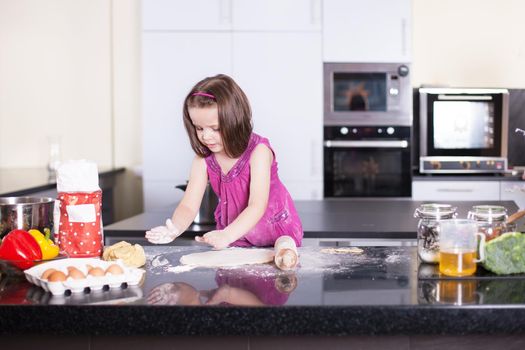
[192,91,215,99]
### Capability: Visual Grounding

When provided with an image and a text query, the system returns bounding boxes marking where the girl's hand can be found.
[145,219,181,244]
[195,230,233,249]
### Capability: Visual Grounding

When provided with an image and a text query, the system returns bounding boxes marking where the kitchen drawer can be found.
[412,181,500,201]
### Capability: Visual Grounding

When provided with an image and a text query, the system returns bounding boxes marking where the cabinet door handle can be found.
[310,0,321,26]
[310,139,318,177]
[401,18,407,57]
[219,0,232,24]
[437,188,474,193]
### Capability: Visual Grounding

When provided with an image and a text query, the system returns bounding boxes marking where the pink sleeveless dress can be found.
[205,133,303,247]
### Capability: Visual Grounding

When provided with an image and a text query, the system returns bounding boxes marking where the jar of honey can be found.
[414,203,457,264]
[467,205,516,242]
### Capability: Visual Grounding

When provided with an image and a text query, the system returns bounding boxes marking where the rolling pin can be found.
[274,236,298,270]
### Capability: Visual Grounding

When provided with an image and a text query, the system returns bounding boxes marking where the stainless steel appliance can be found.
[323,62,413,197]
[324,62,412,126]
[419,88,509,174]
[324,126,412,197]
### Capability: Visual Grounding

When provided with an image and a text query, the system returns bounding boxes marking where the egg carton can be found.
[24,258,145,296]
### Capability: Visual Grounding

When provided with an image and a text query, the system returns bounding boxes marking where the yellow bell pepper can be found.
[28,228,59,260]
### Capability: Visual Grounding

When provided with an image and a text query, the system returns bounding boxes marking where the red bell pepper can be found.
[0,229,42,270]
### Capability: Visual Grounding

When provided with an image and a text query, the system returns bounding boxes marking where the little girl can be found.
[145,74,303,249]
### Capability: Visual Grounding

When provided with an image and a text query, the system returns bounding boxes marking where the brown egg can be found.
[88,266,105,277]
[48,270,67,282]
[105,263,124,275]
[67,266,86,280]
[41,268,57,280]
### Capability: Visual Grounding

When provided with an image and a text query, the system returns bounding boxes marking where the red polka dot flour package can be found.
[55,160,104,258]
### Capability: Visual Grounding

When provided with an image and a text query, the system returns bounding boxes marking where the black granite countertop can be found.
[104,199,519,241]
[0,167,125,196]
[2,242,525,336]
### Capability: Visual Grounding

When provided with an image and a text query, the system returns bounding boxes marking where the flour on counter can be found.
[167,265,197,273]
[385,253,402,264]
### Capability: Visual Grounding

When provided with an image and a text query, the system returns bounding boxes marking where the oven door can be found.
[324,140,412,197]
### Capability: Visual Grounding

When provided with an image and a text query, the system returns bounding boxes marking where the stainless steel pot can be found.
[0,197,55,238]
[175,183,217,225]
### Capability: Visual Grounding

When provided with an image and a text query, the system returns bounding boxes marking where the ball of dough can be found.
[102,241,146,268]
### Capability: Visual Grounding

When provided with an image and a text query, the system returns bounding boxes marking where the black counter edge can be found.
[1,305,525,336]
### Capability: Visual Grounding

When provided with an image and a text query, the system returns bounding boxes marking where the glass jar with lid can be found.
[414,203,457,264]
[467,205,516,242]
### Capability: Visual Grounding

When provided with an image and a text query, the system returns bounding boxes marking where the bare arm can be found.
[170,155,209,233]
[196,144,272,248]
[145,155,208,244]
[205,285,265,306]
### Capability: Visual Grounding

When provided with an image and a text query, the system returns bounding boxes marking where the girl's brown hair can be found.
[183,74,253,158]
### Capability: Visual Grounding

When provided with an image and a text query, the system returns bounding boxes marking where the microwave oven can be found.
[419,88,509,173]
[323,62,412,126]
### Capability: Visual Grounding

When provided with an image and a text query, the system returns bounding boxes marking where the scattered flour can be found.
[385,253,401,264]
[167,264,197,273]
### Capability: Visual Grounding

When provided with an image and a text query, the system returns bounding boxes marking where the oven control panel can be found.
[324,126,411,140]
[420,157,507,174]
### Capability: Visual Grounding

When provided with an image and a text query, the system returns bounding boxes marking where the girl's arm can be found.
[197,144,272,248]
[170,155,209,233]
[146,156,208,244]
[204,285,265,306]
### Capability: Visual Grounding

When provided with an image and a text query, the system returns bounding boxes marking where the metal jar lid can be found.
[468,205,507,222]
[414,203,457,219]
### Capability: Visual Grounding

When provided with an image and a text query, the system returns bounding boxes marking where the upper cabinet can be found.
[232,0,321,31]
[323,0,412,62]
[142,0,232,31]
[142,0,322,32]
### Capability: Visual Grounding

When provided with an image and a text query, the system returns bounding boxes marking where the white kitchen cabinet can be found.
[142,0,232,31]
[232,0,321,31]
[142,1,324,208]
[323,0,411,62]
[232,32,323,199]
[412,181,500,201]
[500,181,525,210]
[142,32,231,210]
[500,181,525,229]
[142,0,321,32]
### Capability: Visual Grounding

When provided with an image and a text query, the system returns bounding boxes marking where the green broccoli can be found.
[482,232,525,275]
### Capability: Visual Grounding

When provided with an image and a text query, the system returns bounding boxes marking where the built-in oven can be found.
[324,126,412,197]
[323,62,413,197]
[419,88,509,173]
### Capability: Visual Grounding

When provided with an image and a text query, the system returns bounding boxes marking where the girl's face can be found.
[189,106,224,155]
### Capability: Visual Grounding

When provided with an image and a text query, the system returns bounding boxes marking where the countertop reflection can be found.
[141,245,414,307]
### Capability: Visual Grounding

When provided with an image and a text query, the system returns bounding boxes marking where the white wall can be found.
[412,0,525,88]
[0,0,141,169]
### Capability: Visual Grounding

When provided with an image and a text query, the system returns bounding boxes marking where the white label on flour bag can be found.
[66,204,97,222]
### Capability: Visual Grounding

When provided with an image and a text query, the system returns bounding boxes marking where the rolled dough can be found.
[320,247,364,254]
[180,248,275,267]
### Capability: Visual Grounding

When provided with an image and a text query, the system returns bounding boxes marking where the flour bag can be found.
[56,160,103,257]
